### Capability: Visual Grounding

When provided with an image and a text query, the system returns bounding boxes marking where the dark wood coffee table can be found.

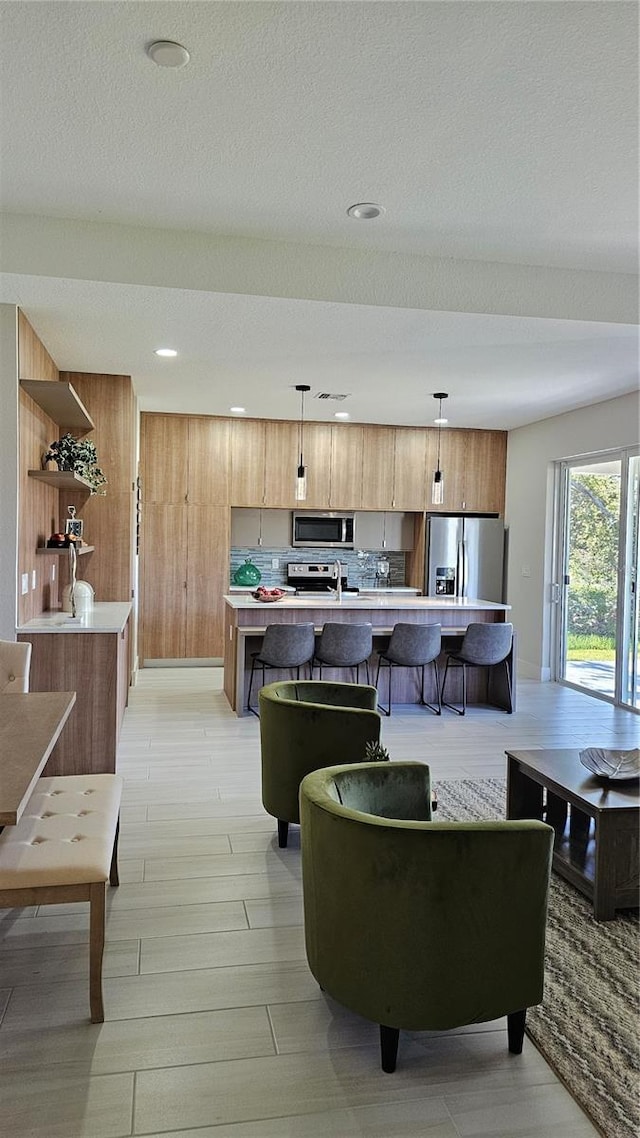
[506,749,640,921]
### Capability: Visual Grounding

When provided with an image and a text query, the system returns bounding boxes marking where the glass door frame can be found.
[552,446,639,710]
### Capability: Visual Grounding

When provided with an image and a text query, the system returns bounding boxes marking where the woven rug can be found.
[437,778,640,1138]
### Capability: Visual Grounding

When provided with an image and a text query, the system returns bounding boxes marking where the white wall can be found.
[505,390,640,679]
[0,304,19,639]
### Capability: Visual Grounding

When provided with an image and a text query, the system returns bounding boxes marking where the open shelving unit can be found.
[36,545,95,556]
[27,470,93,491]
[20,380,95,434]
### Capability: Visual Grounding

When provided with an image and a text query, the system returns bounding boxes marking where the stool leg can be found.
[421,660,442,716]
[441,658,465,715]
[380,1024,400,1073]
[89,882,106,1023]
[246,658,257,713]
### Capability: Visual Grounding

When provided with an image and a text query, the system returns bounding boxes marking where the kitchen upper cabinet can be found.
[392,428,428,510]
[188,417,230,505]
[185,505,229,658]
[263,421,298,506]
[301,422,332,508]
[355,512,414,551]
[330,424,363,507]
[431,428,466,513]
[230,419,266,506]
[461,430,507,514]
[141,414,189,504]
[230,508,291,548]
[361,427,396,509]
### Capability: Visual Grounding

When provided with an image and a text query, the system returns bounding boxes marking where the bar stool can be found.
[375,623,442,716]
[247,623,315,717]
[441,623,514,715]
[313,622,373,684]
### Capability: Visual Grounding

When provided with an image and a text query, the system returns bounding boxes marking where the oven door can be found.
[293,514,354,547]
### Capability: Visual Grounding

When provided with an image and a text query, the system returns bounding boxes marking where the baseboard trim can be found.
[143,658,222,668]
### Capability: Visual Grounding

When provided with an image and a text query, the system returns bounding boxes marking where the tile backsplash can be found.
[230,547,406,588]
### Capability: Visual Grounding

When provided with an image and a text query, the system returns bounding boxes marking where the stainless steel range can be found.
[286,562,349,595]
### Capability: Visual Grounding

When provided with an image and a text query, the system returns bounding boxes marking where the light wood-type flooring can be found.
[1,667,638,1137]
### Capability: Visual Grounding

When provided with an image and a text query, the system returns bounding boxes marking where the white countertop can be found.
[17,601,132,634]
[224,595,509,611]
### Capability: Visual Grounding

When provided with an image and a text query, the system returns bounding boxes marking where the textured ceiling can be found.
[0,1,637,428]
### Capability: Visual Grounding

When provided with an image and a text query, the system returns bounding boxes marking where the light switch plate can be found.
[21,573,29,595]
[271,558,279,569]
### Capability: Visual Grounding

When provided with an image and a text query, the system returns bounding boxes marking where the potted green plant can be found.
[43,433,107,495]
[364,740,391,762]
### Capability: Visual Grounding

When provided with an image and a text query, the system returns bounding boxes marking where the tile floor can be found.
[1,668,638,1137]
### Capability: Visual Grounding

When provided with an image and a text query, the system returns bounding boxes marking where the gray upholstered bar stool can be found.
[441,622,514,715]
[312,622,373,684]
[247,623,316,716]
[375,622,442,716]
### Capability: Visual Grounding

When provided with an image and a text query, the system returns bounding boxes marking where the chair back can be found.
[459,622,513,665]
[0,640,32,693]
[259,623,315,668]
[385,622,441,666]
[316,622,373,667]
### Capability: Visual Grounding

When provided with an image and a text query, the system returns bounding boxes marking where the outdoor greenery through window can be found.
[566,466,620,668]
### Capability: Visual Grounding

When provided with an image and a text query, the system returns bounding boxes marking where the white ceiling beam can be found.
[1,212,636,326]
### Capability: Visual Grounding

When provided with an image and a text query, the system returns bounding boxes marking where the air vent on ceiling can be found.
[314,392,350,401]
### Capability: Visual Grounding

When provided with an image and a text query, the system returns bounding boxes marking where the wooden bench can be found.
[0,774,123,1022]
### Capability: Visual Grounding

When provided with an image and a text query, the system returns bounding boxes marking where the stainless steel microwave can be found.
[292,512,355,548]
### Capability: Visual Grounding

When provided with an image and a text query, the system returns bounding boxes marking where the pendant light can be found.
[431,392,449,505]
[295,384,311,501]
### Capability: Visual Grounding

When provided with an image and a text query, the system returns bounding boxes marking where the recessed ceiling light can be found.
[434,417,448,425]
[230,406,246,414]
[146,41,190,69]
[347,202,385,220]
[155,347,177,357]
[334,411,350,419]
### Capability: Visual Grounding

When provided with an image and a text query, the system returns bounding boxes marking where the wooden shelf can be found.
[36,545,95,556]
[20,380,95,434]
[28,470,93,491]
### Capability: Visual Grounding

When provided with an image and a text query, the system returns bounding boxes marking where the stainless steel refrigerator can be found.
[425,514,505,602]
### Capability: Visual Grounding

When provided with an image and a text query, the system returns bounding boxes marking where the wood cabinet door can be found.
[140,504,186,660]
[260,510,292,547]
[188,417,230,505]
[432,428,466,512]
[382,512,414,551]
[462,430,506,514]
[393,428,428,510]
[230,508,261,547]
[186,505,229,658]
[354,512,385,550]
[263,421,298,506]
[140,414,189,504]
[330,425,363,507]
[300,422,332,508]
[230,419,266,506]
[361,427,396,509]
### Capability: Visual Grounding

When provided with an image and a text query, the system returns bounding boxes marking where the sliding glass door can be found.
[555,449,639,709]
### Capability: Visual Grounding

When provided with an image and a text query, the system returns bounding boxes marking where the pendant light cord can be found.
[299,386,305,468]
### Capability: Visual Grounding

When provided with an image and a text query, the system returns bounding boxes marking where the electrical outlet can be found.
[271,557,279,569]
[521,566,531,578]
[21,573,29,595]
[31,569,37,590]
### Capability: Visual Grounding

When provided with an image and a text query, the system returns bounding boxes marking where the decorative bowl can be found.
[579,747,640,781]
[252,589,286,603]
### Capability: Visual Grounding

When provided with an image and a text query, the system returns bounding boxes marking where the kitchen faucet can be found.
[330,559,342,602]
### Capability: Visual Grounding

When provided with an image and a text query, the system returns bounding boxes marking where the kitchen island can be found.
[223,595,513,716]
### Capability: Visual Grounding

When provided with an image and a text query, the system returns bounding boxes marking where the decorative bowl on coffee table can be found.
[579,748,640,781]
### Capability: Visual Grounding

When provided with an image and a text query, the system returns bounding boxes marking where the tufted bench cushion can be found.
[0,775,123,888]
[0,773,123,1022]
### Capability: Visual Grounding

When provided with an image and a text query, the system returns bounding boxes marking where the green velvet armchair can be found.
[300,761,554,1072]
[258,680,381,848]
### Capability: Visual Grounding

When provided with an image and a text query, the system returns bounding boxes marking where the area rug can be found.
[437,778,639,1138]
